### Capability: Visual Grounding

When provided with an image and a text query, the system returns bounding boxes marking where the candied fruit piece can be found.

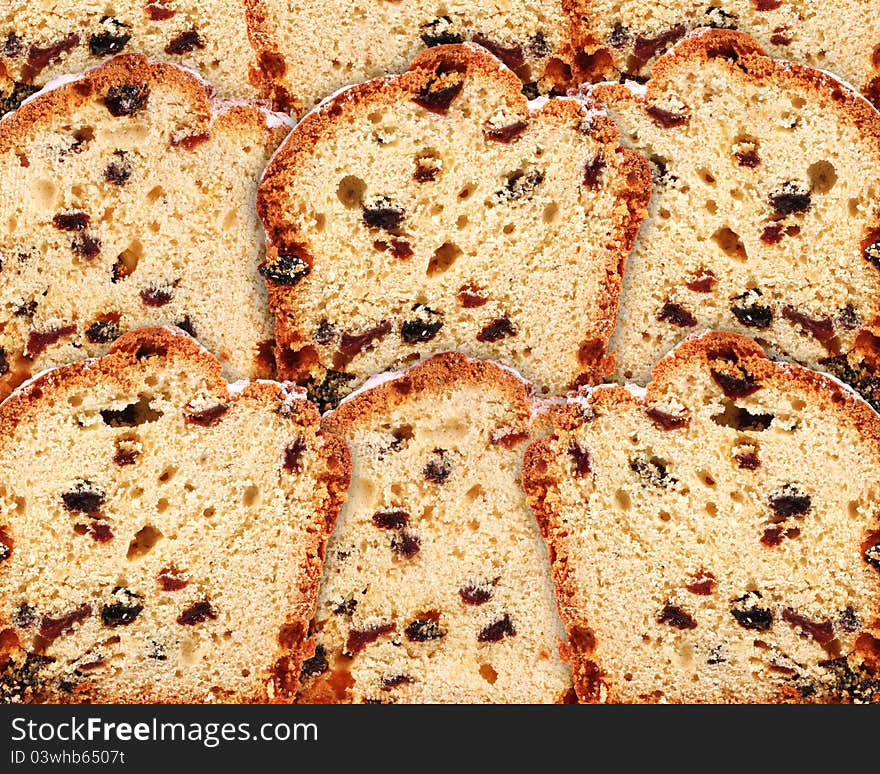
[658,301,697,327]
[165,28,204,55]
[346,622,395,653]
[658,603,697,629]
[782,608,835,644]
[477,317,516,342]
[39,604,92,640]
[177,600,216,625]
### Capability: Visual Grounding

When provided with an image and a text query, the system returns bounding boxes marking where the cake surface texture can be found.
[592,30,880,408]
[0,327,350,703]
[246,0,600,116]
[0,54,290,401]
[257,43,651,409]
[581,0,880,110]
[1,0,258,113]
[523,331,880,703]
[297,352,573,703]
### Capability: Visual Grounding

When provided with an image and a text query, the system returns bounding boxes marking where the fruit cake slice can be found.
[0,327,350,703]
[591,30,880,407]
[0,54,291,402]
[297,352,573,703]
[246,0,601,116]
[1,0,258,114]
[257,43,651,409]
[523,331,880,703]
[580,0,880,110]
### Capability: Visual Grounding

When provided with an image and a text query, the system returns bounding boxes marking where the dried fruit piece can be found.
[568,441,591,477]
[104,83,150,117]
[781,306,835,343]
[177,600,216,625]
[769,182,811,215]
[391,530,420,558]
[283,435,307,473]
[301,645,329,677]
[405,616,444,642]
[423,449,451,483]
[658,301,697,327]
[372,510,409,529]
[61,482,105,514]
[104,150,132,185]
[478,614,516,642]
[632,25,687,62]
[346,621,395,653]
[139,283,176,307]
[260,252,310,286]
[71,234,101,259]
[457,285,488,308]
[39,604,92,640]
[165,29,205,55]
[630,456,676,487]
[184,403,228,427]
[460,579,497,605]
[381,674,414,689]
[146,3,175,20]
[782,608,835,644]
[730,591,773,631]
[26,324,77,358]
[477,317,516,342]
[362,197,405,231]
[485,120,528,143]
[89,21,131,56]
[861,532,880,571]
[419,17,462,47]
[0,527,12,562]
[27,33,79,71]
[412,68,464,113]
[85,317,121,344]
[339,321,391,359]
[583,155,606,189]
[158,567,188,591]
[53,211,90,231]
[101,597,143,627]
[401,305,443,343]
[736,452,761,469]
[710,368,762,398]
[685,571,716,595]
[471,35,524,70]
[658,603,697,629]
[686,271,716,293]
[731,290,772,329]
[769,485,811,520]
[646,407,690,430]
[646,105,689,128]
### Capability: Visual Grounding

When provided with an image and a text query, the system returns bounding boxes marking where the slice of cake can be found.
[0,54,291,401]
[246,0,601,116]
[592,30,880,410]
[581,1,880,110]
[0,327,350,703]
[1,0,258,114]
[257,43,651,409]
[524,331,880,703]
[298,352,573,703]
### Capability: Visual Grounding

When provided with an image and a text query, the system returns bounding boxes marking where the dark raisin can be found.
[307,370,355,413]
[685,571,716,595]
[707,645,726,665]
[424,450,451,483]
[1,82,39,114]
[658,603,697,629]
[177,600,216,625]
[146,3,175,20]
[391,530,420,558]
[632,24,687,62]
[781,306,835,343]
[861,534,880,571]
[332,598,357,616]
[0,348,7,376]
[53,211,89,231]
[706,6,738,28]
[313,320,336,345]
[838,607,861,633]
[645,105,689,128]
[362,197,405,230]
[650,157,678,186]
[736,452,761,469]
[405,617,444,642]
[658,301,697,327]
[26,323,77,358]
[158,568,188,591]
[165,28,204,55]
[731,289,772,328]
[85,318,120,344]
[260,252,310,286]
[381,674,414,689]
[90,523,113,542]
[472,35,524,71]
[630,456,677,487]
[521,82,540,100]
[730,591,773,631]
[646,407,690,430]
[761,223,784,244]
[2,32,23,57]
[71,234,101,259]
[13,300,35,317]
[27,33,79,71]
[606,22,630,47]
[113,443,139,466]
[373,510,409,529]
[864,238,880,270]
[499,169,543,200]
[401,304,443,343]
[184,403,228,427]
[13,603,36,628]
[460,580,496,605]
[419,17,462,47]
[568,441,591,477]
[39,604,92,640]
[477,317,516,342]
[89,21,131,56]
[104,83,150,117]
[485,120,528,143]
[478,614,516,642]
[346,622,396,653]
[782,608,835,644]
[582,154,606,189]
[61,482,105,514]
[710,368,761,398]
[101,601,143,627]
[0,527,12,562]
[104,150,132,185]
[339,321,391,359]
[301,645,329,678]
[836,305,861,331]
[529,31,552,57]
[374,238,413,259]
[283,435,307,473]
[413,76,464,113]
[734,148,760,167]
[769,485,811,520]
[769,182,811,215]
[139,283,176,307]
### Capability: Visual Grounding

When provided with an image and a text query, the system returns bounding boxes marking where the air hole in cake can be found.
[336,176,366,208]
[126,524,163,560]
[100,396,162,427]
[614,489,631,512]
[698,471,716,487]
[465,484,485,502]
[807,160,837,193]
[427,242,462,275]
[698,168,716,185]
[712,227,747,261]
[156,497,170,514]
[243,485,261,507]
[146,185,166,205]
[111,241,142,283]
[543,202,560,223]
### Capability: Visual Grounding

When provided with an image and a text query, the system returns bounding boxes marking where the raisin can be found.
[770,182,811,215]
[2,32,23,57]
[374,238,413,259]
[339,321,391,359]
[89,21,131,56]
[26,323,77,358]
[836,305,861,331]
[174,316,196,338]
[485,120,528,143]
[391,530,420,558]
[0,349,7,376]
[260,252,310,285]
[646,105,689,128]
[90,523,113,542]
[582,154,606,189]
[362,198,405,230]
[413,75,464,113]
[755,0,782,10]
[658,603,697,629]
[13,603,36,628]
[646,407,690,430]
[781,306,835,343]
[864,237,880,270]
[158,568,188,591]
[478,614,516,642]
[104,150,132,185]
[658,301,697,327]
[736,452,761,469]
[419,17,462,47]
[1,82,39,114]
[606,22,630,47]
[707,645,726,665]
[283,435,307,473]
[490,429,530,448]
[735,148,761,167]
[101,599,143,627]
[730,591,773,631]
[0,527,12,562]
[71,233,101,259]
[177,600,216,625]
[13,300,36,317]
[53,211,90,231]
[165,29,204,55]
[313,320,336,345]
[769,485,811,520]
[381,674,414,689]
[113,442,139,466]
[458,285,488,308]
[346,622,396,653]
[782,608,835,644]
[184,403,228,427]
[307,370,355,413]
[630,456,676,487]
[731,290,772,328]
[568,441,591,477]
[332,598,357,616]
[27,33,79,71]
[139,283,176,307]
[39,604,92,640]
[424,450,451,483]
[300,645,329,678]
[85,318,120,344]
[472,35,524,71]
[650,157,678,186]
[373,510,409,529]
[405,616,444,642]
[838,607,861,632]
[710,368,761,398]
[861,533,880,571]
[685,571,716,595]
[761,223,784,244]
[499,169,543,200]
[401,305,443,343]
[632,25,687,62]
[104,83,150,117]
[146,3,175,20]
[477,317,516,342]
[61,482,105,514]
[460,580,496,605]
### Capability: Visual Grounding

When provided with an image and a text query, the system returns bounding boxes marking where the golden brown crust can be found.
[0,327,350,704]
[523,330,880,703]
